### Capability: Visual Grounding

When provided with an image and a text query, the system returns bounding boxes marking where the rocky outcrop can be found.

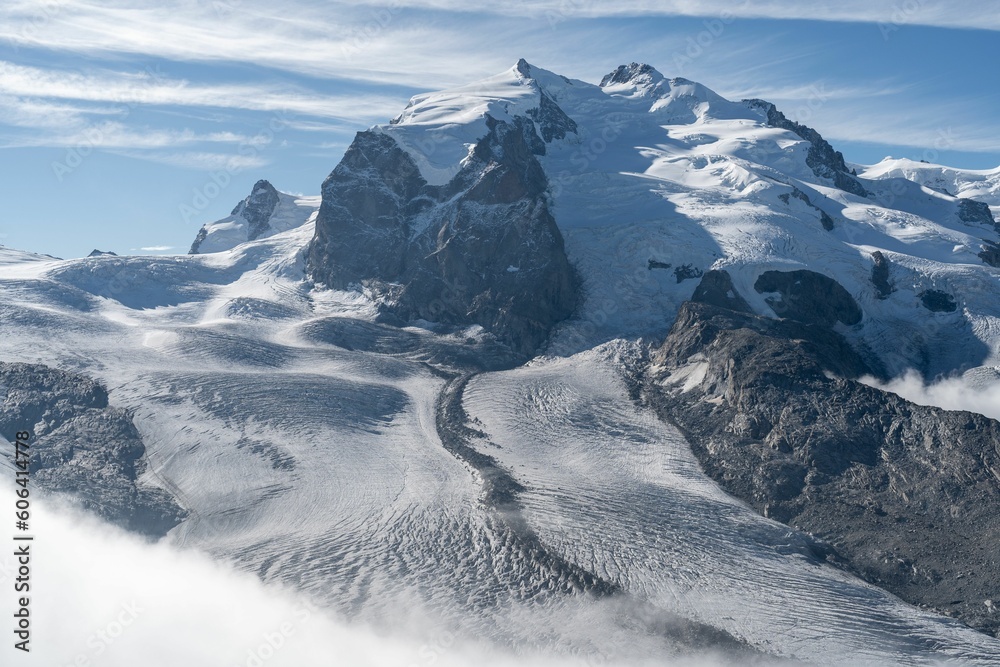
[745,99,869,198]
[189,179,281,254]
[778,187,835,230]
[308,116,579,357]
[920,289,958,313]
[958,198,997,230]
[871,251,894,299]
[754,269,863,326]
[231,179,281,241]
[527,90,578,142]
[981,240,1000,268]
[647,271,1000,636]
[0,362,184,536]
[600,62,660,87]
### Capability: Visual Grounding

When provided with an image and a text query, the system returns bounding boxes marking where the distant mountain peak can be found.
[231,179,280,234]
[514,57,533,78]
[189,180,318,255]
[600,62,663,88]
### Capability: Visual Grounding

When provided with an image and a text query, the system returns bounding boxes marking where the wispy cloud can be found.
[118,150,271,171]
[0,119,261,150]
[0,61,404,123]
[334,0,1000,30]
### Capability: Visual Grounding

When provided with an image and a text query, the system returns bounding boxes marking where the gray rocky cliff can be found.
[645,270,1000,636]
[308,115,579,357]
[0,362,185,536]
[744,99,869,198]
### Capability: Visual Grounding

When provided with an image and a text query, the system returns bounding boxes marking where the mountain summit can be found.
[307,60,998,374]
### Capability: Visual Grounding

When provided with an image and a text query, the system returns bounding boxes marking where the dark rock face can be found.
[0,362,184,537]
[673,264,703,283]
[754,269,863,326]
[600,62,659,87]
[233,179,281,241]
[778,186,835,230]
[87,249,117,257]
[190,179,280,254]
[871,251,894,299]
[647,274,1000,636]
[744,99,868,198]
[981,240,1000,268]
[308,117,579,357]
[690,269,752,312]
[527,91,578,143]
[920,289,958,313]
[958,198,998,230]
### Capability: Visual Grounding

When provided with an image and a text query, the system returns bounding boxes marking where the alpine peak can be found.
[599,62,664,87]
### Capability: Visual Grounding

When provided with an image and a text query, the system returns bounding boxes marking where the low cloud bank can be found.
[861,368,1000,421]
[0,487,761,667]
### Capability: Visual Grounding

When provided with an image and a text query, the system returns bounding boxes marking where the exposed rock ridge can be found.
[646,270,1000,636]
[308,115,579,356]
[744,98,869,198]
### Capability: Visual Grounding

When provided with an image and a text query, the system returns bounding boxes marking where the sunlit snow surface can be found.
[385,63,1000,376]
[2,61,1000,664]
[1,221,999,664]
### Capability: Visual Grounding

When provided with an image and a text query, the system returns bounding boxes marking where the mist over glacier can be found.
[0,483,771,667]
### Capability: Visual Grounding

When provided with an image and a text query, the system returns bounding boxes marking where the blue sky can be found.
[0,0,998,258]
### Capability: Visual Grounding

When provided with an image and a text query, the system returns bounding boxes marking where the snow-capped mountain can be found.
[309,59,1000,379]
[860,157,1000,209]
[189,179,319,254]
[5,60,1000,665]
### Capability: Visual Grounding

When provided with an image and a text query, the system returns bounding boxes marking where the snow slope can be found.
[190,189,320,254]
[860,157,1000,215]
[0,218,998,663]
[380,61,1000,379]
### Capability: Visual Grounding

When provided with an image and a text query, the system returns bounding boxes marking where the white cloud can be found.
[342,0,1000,31]
[0,486,756,667]
[138,245,174,252]
[862,369,1000,421]
[0,61,405,124]
[0,119,259,150]
[0,2,504,88]
[120,150,271,171]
